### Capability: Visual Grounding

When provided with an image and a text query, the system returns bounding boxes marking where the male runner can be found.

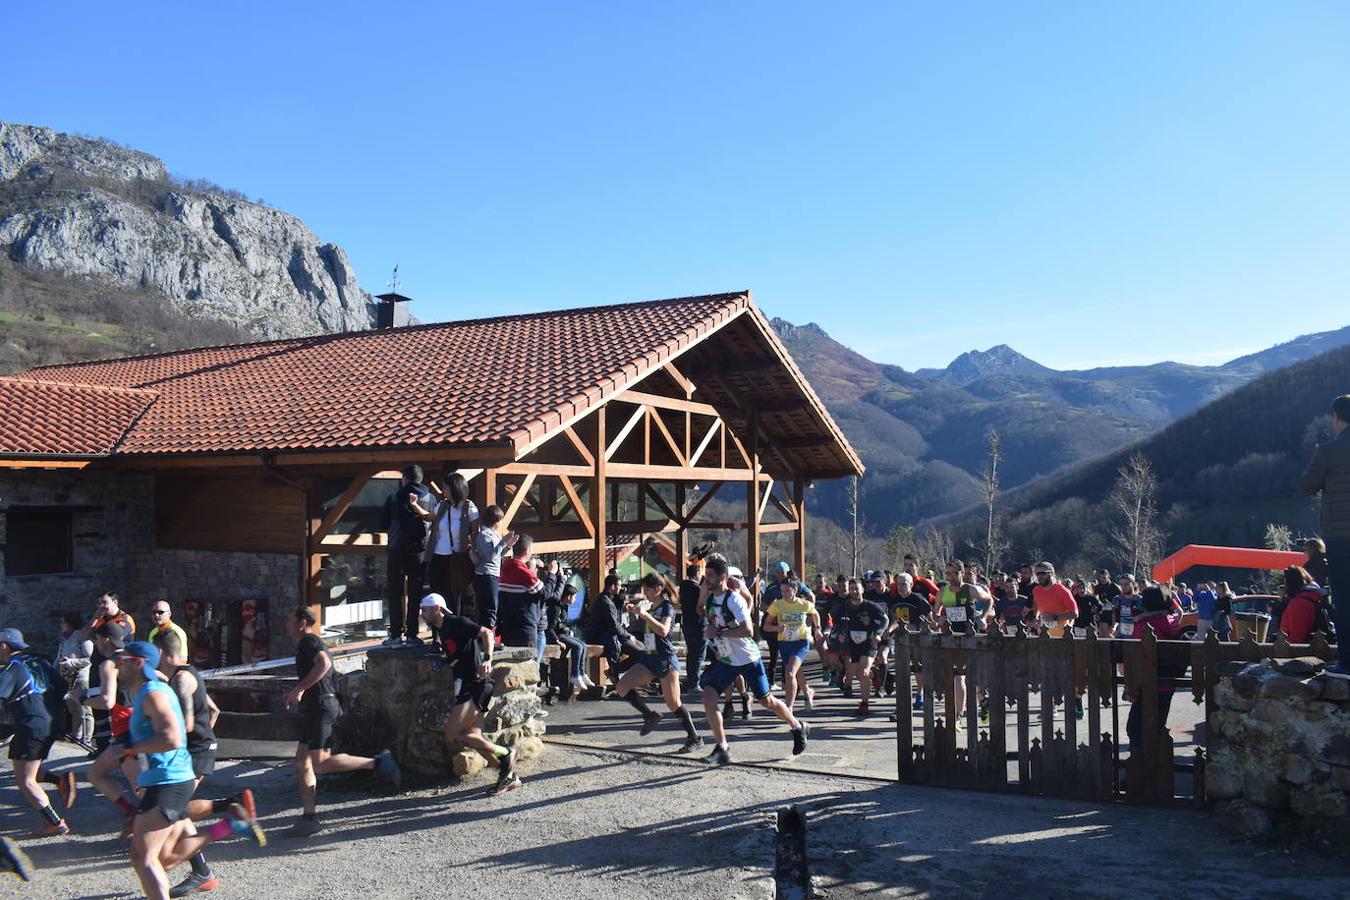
[85,621,146,833]
[838,582,890,715]
[698,554,809,765]
[284,606,401,836]
[117,641,263,900]
[420,594,522,794]
[154,630,249,897]
[0,629,72,837]
[885,573,932,716]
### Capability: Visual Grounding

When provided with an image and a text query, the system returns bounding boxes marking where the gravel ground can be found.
[2,739,1345,899]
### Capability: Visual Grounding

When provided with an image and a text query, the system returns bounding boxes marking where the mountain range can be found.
[771,318,1350,530]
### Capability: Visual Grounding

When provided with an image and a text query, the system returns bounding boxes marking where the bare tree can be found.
[846,475,863,577]
[881,523,915,573]
[913,525,955,577]
[1107,452,1165,576]
[978,428,1008,575]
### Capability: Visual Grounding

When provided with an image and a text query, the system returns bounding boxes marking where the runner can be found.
[1114,574,1143,638]
[762,576,819,712]
[936,563,983,729]
[698,554,809,765]
[902,554,939,610]
[1032,562,1077,638]
[0,629,72,837]
[885,573,932,717]
[420,594,522,794]
[116,641,263,900]
[284,606,401,836]
[837,580,889,715]
[613,574,703,753]
[153,630,240,897]
[1093,569,1122,638]
[863,572,896,695]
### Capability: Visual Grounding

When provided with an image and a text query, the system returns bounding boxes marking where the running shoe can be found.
[639,711,663,736]
[722,698,735,721]
[288,816,323,838]
[233,789,257,822]
[791,720,811,756]
[704,745,733,766]
[170,871,220,897]
[677,736,704,754]
[496,747,518,784]
[818,671,832,686]
[488,773,523,795]
[841,682,853,698]
[404,636,425,648]
[854,702,870,717]
[1325,663,1350,680]
[804,689,815,711]
[887,713,898,723]
[226,803,266,847]
[29,821,69,838]
[58,771,77,809]
[740,698,752,720]
[0,837,33,881]
[375,750,403,787]
[913,695,924,712]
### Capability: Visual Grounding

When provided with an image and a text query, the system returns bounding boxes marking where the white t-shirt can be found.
[434,500,479,556]
[706,589,761,666]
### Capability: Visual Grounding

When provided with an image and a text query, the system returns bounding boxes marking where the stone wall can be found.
[335,645,547,783]
[1207,657,1350,836]
[1,468,298,659]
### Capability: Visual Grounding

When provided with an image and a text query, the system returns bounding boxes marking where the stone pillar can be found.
[335,646,547,782]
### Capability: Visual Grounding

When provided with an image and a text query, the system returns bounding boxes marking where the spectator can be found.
[421,472,479,614]
[471,505,519,634]
[1192,582,1218,641]
[1300,394,1350,676]
[380,465,432,647]
[1125,585,1184,749]
[584,573,635,676]
[498,534,545,659]
[55,612,94,746]
[1279,565,1324,645]
[83,593,135,642]
[547,584,592,694]
[1214,582,1235,641]
[1304,538,1330,591]
[145,600,187,657]
[679,565,705,691]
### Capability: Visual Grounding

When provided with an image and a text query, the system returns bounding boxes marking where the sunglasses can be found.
[152,610,169,616]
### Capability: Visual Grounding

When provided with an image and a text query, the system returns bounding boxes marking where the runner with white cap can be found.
[420,593,522,795]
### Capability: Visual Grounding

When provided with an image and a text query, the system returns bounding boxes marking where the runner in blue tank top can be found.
[114,642,264,900]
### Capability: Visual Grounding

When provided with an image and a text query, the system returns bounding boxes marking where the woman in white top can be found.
[421,472,479,614]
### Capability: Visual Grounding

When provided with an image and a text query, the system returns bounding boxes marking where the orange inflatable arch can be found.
[1151,544,1308,585]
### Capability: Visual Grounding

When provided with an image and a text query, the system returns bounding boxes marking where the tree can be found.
[1106,452,1165,576]
[846,475,863,577]
[881,524,915,573]
[913,525,955,576]
[977,428,1009,575]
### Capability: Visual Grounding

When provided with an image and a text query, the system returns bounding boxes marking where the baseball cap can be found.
[96,621,130,648]
[774,561,790,574]
[114,640,160,681]
[0,628,28,650]
[420,593,449,610]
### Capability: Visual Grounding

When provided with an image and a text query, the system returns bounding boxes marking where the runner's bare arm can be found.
[171,671,195,734]
[284,650,331,707]
[87,660,118,710]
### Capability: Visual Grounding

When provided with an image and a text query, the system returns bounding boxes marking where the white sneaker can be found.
[571,676,587,691]
[581,675,596,689]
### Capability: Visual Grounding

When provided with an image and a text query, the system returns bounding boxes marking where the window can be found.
[4,507,74,576]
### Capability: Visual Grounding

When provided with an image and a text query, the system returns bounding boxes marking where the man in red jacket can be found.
[498,534,546,660]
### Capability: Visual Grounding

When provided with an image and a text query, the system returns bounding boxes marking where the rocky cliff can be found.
[0,121,376,338]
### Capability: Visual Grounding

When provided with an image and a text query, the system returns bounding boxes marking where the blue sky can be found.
[6,2,1349,370]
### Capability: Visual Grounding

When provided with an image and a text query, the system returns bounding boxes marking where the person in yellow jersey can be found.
[761,575,820,712]
[146,601,188,659]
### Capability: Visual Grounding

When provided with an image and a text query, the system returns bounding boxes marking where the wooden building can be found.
[0,292,861,644]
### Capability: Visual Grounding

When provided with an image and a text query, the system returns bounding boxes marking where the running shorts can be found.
[7,725,55,762]
[298,696,342,751]
[190,745,217,778]
[137,779,196,823]
[455,678,494,714]
[700,660,772,700]
[635,652,678,679]
[844,641,875,663]
[777,640,810,664]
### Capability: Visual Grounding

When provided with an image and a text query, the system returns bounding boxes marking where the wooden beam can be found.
[663,361,695,398]
[114,447,513,470]
[319,532,389,549]
[675,483,687,570]
[606,463,766,482]
[644,483,680,524]
[0,459,92,470]
[647,408,687,465]
[562,426,594,467]
[484,468,497,508]
[683,481,723,523]
[747,411,761,580]
[559,475,594,537]
[531,538,597,554]
[767,485,797,523]
[615,390,718,417]
[688,418,721,468]
[500,473,537,530]
[757,477,775,525]
[590,407,607,595]
[725,427,752,471]
[499,462,593,477]
[761,522,801,534]
[605,404,648,462]
[311,469,377,541]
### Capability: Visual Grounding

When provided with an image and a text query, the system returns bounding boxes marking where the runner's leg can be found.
[130,809,176,900]
[701,686,728,748]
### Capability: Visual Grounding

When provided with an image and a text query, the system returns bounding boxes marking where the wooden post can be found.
[674,482,687,576]
[300,476,323,626]
[746,412,761,578]
[591,407,607,595]
[792,479,806,576]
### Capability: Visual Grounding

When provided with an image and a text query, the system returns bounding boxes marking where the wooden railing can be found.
[891,626,1337,806]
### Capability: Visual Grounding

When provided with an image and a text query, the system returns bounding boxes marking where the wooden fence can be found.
[891,626,1337,806]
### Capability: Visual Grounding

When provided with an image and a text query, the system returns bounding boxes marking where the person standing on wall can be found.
[1301,394,1350,678]
[381,465,432,648]
[421,472,479,616]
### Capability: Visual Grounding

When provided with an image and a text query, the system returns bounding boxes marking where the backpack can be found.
[14,653,66,725]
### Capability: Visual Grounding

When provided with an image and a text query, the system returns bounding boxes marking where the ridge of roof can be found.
[27,290,752,377]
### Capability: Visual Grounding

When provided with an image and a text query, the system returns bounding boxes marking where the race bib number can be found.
[1072,628,1087,639]
[897,608,911,623]
[644,633,656,652]
[946,606,968,623]
[849,630,869,644]
[1117,622,1134,638]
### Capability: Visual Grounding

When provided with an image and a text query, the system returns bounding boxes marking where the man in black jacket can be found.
[381,466,432,647]
[1301,394,1350,677]
[679,566,705,691]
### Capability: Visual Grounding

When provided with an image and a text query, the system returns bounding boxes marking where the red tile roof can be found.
[0,378,157,455]
[12,292,862,477]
